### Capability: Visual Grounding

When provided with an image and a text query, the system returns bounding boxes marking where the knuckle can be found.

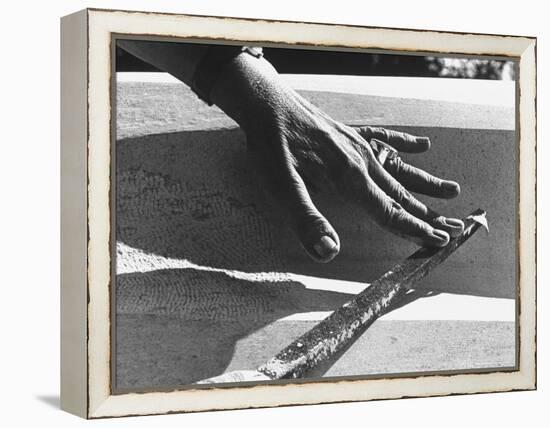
[387,130,399,141]
[426,174,443,188]
[391,183,412,205]
[309,122,337,143]
[359,126,373,140]
[385,156,403,176]
[381,200,405,229]
[342,157,367,184]
[330,144,366,181]
[380,181,411,209]
[295,208,323,231]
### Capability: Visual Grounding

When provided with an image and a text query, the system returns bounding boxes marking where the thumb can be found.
[269,167,340,263]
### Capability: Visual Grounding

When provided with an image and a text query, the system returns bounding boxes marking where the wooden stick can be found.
[197,209,488,384]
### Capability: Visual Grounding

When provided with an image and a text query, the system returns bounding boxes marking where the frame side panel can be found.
[60,9,89,418]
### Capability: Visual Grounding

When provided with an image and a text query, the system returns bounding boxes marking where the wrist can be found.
[209,50,287,134]
[191,46,262,104]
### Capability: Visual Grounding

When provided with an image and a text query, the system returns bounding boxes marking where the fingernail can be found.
[444,217,464,229]
[313,236,338,261]
[415,137,431,149]
[441,181,460,196]
[428,229,450,247]
[442,217,464,237]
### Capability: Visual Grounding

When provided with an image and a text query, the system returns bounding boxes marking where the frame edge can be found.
[60,8,89,419]
[84,9,538,418]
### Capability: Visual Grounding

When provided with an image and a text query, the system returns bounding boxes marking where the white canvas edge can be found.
[84,9,536,418]
[60,9,89,418]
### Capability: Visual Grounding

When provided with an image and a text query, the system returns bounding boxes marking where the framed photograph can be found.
[60,8,537,418]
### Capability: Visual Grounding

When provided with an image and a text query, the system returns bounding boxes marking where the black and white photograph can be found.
[3,0,546,424]
[113,39,518,391]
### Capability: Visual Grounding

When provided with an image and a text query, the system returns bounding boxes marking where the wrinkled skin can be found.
[211,53,464,262]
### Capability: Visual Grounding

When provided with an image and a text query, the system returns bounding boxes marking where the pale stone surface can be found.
[116,243,514,322]
[116,82,516,298]
[115,316,514,389]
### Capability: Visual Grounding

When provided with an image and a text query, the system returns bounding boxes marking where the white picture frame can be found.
[60,8,536,419]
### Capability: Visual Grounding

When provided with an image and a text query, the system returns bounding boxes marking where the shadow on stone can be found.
[115,267,358,389]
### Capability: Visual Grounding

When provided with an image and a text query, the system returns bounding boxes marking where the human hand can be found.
[210,53,464,263]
